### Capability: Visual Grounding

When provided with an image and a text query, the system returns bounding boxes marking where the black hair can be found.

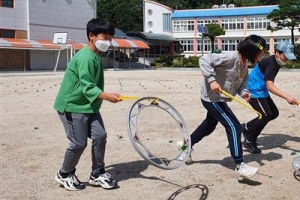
[275,49,284,55]
[237,35,267,64]
[86,18,115,41]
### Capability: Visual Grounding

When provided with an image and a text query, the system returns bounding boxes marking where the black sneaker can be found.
[242,140,261,154]
[89,172,117,189]
[55,170,85,191]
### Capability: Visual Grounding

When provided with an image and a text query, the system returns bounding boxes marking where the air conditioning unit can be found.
[212,5,219,9]
[228,4,235,8]
[220,4,227,9]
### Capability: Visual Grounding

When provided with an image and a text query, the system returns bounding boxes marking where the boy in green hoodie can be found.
[54,18,121,191]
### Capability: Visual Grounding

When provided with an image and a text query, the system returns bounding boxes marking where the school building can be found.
[0,0,149,71]
[144,0,300,57]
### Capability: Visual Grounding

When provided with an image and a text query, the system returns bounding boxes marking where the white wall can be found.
[144,0,173,34]
[0,0,27,30]
[28,0,96,43]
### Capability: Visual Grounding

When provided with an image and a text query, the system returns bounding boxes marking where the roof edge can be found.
[144,0,174,12]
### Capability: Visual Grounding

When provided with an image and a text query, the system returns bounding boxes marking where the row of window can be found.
[179,38,294,52]
[1,0,14,8]
[171,17,271,32]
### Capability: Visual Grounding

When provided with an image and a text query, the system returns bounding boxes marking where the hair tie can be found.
[248,40,264,50]
[256,43,264,50]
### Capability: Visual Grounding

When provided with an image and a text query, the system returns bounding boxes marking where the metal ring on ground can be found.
[292,156,300,176]
[126,97,191,170]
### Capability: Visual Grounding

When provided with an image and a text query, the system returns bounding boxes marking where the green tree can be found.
[203,23,225,53]
[258,0,277,4]
[267,0,300,47]
[97,0,143,32]
[231,0,261,7]
[155,0,186,9]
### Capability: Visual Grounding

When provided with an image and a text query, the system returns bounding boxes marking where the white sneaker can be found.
[185,155,193,165]
[235,162,258,180]
[55,170,85,191]
[177,141,193,165]
[89,173,117,189]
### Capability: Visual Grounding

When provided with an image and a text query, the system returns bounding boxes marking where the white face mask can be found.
[275,57,288,66]
[95,40,111,52]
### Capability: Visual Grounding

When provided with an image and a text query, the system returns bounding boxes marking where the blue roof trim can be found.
[171,5,278,19]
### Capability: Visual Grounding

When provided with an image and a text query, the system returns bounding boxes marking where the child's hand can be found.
[241,91,251,103]
[286,96,298,105]
[107,93,121,103]
[210,81,221,93]
[99,92,121,103]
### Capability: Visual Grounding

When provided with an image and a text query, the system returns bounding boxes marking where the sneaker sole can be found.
[185,158,193,165]
[88,180,117,189]
[243,148,261,154]
[242,142,261,154]
[236,168,259,180]
[55,175,80,191]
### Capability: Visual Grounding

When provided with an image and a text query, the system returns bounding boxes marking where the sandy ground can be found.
[1,69,300,200]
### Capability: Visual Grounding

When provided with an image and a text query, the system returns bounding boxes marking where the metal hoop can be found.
[126,97,191,170]
[292,156,300,176]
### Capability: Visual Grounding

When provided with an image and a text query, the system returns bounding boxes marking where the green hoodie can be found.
[54,46,104,113]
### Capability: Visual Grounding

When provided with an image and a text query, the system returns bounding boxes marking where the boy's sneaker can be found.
[177,141,193,165]
[55,170,85,191]
[185,154,193,165]
[242,140,261,154]
[235,162,259,180]
[89,173,117,189]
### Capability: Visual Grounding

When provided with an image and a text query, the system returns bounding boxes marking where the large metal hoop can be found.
[292,156,300,176]
[126,97,191,170]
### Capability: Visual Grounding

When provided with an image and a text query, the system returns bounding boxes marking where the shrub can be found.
[186,62,197,68]
[182,57,189,67]
[150,62,156,66]
[160,54,174,67]
[171,58,182,68]
[189,56,199,66]
[283,60,300,69]
[155,57,162,63]
[171,62,182,68]
[295,44,300,60]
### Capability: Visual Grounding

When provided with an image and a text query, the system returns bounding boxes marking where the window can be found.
[148,21,153,28]
[173,20,194,32]
[1,0,14,8]
[173,21,180,32]
[187,21,194,31]
[148,9,153,16]
[180,40,193,52]
[0,29,15,38]
[247,17,270,30]
[197,19,218,27]
[265,38,270,52]
[163,14,171,32]
[222,18,243,30]
[221,39,241,51]
[197,39,211,52]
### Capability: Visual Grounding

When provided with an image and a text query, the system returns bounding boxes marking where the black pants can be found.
[190,99,243,164]
[246,96,279,142]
